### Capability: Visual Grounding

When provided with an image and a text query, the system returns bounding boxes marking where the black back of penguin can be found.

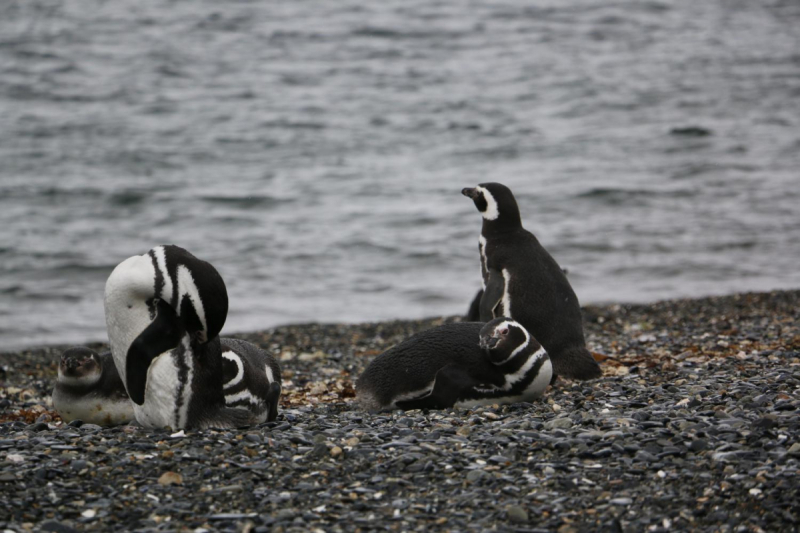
[356,322,490,411]
[464,183,601,380]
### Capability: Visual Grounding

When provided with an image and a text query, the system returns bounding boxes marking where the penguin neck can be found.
[106,298,154,388]
[104,253,160,387]
[481,214,522,237]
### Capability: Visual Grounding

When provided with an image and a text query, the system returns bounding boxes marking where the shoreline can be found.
[1,289,799,531]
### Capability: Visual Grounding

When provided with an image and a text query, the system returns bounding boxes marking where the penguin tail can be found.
[551,346,603,381]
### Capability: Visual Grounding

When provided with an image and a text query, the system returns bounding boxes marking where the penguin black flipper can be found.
[479,269,504,322]
[465,289,483,322]
[395,364,482,411]
[125,299,183,405]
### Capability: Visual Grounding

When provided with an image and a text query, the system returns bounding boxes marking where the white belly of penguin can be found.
[54,393,134,426]
[134,350,193,429]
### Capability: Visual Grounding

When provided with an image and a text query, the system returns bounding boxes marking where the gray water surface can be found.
[2,1,799,350]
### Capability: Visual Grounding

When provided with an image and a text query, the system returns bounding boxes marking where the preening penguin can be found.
[462,183,602,381]
[52,347,134,426]
[104,245,281,430]
[356,318,552,412]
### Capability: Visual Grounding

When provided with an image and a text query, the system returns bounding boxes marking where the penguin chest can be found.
[53,389,135,426]
[454,349,552,408]
[134,351,194,429]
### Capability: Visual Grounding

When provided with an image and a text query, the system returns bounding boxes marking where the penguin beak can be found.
[462,187,478,199]
[479,336,499,351]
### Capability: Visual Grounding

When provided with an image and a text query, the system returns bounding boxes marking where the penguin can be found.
[52,340,280,427]
[219,338,282,424]
[104,244,281,430]
[52,347,135,426]
[462,183,602,381]
[356,317,552,412]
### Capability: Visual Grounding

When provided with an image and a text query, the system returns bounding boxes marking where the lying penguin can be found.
[356,317,552,412]
[462,183,602,381]
[53,338,280,427]
[104,244,281,430]
[53,347,134,426]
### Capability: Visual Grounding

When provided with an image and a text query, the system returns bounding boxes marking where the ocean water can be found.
[1,0,799,350]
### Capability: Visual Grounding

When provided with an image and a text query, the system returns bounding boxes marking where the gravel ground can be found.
[1,290,799,532]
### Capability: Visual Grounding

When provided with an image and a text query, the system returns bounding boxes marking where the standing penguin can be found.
[356,317,552,412]
[104,244,281,430]
[462,183,602,380]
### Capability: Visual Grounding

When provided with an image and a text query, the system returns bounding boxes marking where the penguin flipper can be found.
[126,299,183,405]
[395,364,481,411]
[465,289,483,322]
[480,269,504,322]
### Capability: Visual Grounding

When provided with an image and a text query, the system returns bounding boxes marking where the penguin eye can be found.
[499,328,508,335]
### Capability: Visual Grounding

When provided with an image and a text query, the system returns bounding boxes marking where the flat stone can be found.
[506,505,528,523]
[544,418,573,430]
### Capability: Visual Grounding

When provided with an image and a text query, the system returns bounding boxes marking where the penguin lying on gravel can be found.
[462,183,602,381]
[52,338,281,427]
[52,347,134,426]
[104,244,281,430]
[356,317,552,412]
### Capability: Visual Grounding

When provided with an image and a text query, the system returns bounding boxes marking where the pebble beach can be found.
[1,289,799,532]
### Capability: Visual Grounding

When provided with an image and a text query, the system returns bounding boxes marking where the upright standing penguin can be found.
[104,245,281,430]
[462,183,602,380]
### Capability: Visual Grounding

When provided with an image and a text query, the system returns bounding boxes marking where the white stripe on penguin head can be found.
[493,319,531,366]
[476,185,499,221]
[175,264,208,342]
[153,246,174,304]
[58,371,102,387]
[222,351,244,389]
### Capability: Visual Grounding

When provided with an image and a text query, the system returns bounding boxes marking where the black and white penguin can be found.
[356,317,552,412]
[104,244,281,430]
[52,347,135,426]
[462,183,602,381]
[220,338,282,424]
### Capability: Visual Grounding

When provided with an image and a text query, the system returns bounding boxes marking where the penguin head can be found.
[152,245,229,345]
[58,347,102,386]
[461,182,522,229]
[479,317,533,365]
